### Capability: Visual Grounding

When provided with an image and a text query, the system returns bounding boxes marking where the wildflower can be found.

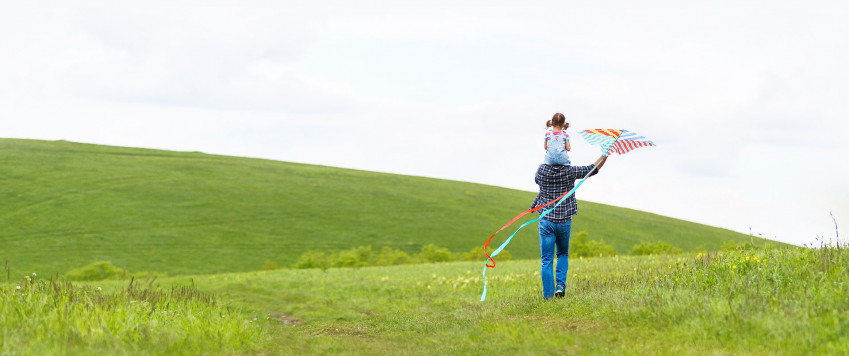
[97,287,102,291]
[32,273,37,277]
[745,256,750,262]
[732,265,737,269]
[16,286,21,290]
[697,253,703,259]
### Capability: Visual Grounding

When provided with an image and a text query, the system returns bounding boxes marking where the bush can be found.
[64,261,125,281]
[418,244,455,263]
[571,231,616,257]
[260,260,283,271]
[329,246,373,268]
[375,246,413,266]
[294,244,483,269]
[460,245,512,261]
[630,241,683,256]
[293,251,329,269]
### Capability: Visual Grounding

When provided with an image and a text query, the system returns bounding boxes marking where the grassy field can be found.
[1,138,774,278]
[2,244,846,355]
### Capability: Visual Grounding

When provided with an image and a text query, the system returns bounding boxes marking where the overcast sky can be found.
[2,1,847,246]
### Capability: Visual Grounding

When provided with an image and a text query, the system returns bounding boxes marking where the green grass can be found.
[179,245,849,355]
[4,245,843,355]
[0,277,265,355]
[0,138,775,277]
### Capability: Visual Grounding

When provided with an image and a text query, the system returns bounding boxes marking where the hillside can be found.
[0,138,772,276]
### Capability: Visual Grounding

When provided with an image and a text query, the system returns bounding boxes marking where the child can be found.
[544,113,571,166]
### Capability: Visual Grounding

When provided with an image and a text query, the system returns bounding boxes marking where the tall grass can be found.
[0,276,266,355]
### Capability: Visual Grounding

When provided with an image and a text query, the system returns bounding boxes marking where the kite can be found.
[480,129,655,301]
[579,129,656,156]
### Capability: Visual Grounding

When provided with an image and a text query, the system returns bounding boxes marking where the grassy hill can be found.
[0,138,773,276]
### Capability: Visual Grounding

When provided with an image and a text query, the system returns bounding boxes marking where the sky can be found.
[2,1,847,246]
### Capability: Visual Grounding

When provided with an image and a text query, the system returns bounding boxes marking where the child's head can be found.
[546,113,569,130]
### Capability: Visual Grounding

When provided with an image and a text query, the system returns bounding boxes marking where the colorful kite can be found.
[480,129,655,301]
[579,129,656,155]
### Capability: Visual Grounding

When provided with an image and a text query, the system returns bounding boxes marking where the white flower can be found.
[97,287,102,291]
[32,273,37,277]
[16,286,21,290]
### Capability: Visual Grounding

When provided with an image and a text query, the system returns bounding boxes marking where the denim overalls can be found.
[544,131,571,166]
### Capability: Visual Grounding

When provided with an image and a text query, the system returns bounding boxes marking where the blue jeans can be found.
[539,217,572,299]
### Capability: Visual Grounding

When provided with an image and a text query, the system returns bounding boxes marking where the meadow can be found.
[3,243,846,355]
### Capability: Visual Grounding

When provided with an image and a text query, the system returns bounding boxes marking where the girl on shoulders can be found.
[544,113,571,166]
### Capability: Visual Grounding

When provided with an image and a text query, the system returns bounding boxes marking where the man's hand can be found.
[591,155,608,174]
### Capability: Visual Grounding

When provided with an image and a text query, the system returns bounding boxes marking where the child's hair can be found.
[546,113,570,130]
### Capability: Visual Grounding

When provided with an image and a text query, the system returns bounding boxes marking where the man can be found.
[530,156,607,299]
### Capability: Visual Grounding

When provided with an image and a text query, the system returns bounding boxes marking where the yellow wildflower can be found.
[746,256,750,262]
[732,265,737,269]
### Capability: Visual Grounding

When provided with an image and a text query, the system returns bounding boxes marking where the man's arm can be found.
[569,155,608,178]
[590,155,608,175]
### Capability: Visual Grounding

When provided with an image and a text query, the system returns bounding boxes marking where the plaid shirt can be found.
[530,164,600,222]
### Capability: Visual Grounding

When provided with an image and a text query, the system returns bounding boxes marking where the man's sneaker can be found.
[554,285,565,298]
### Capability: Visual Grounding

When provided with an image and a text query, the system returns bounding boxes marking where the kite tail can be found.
[482,200,557,267]
[480,153,610,302]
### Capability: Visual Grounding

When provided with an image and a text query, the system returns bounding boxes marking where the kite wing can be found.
[579,129,656,155]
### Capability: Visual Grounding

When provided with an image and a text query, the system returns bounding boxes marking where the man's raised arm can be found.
[590,155,608,175]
